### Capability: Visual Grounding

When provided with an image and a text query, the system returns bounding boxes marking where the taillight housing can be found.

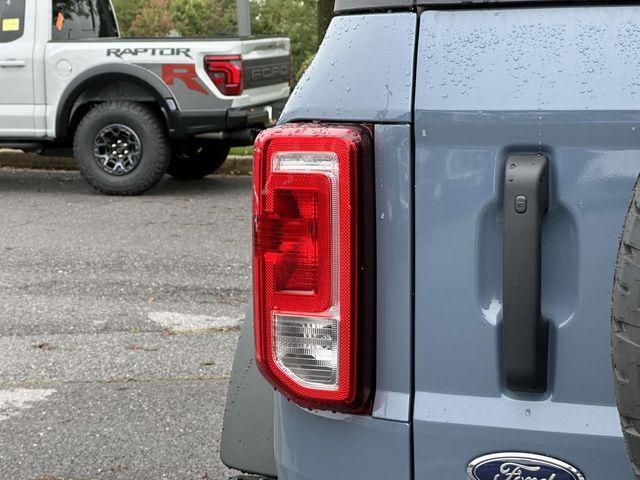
[205,55,243,96]
[253,124,374,413]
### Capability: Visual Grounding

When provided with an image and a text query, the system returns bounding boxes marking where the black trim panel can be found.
[50,35,287,43]
[176,99,288,137]
[220,307,278,478]
[244,56,291,90]
[502,154,550,393]
[175,110,228,137]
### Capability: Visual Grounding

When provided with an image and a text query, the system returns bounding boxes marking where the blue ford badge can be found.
[467,453,585,480]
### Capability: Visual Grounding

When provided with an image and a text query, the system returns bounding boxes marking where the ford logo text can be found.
[467,453,585,480]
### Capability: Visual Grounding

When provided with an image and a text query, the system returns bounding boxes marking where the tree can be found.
[251,0,317,79]
[111,0,145,36]
[317,0,334,43]
[169,0,213,36]
[129,0,174,37]
[115,0,237,37]
[170,0,237,37]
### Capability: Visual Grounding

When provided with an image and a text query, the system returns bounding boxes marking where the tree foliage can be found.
[170,0,237,36]
[251,0,318,78]
[129,0,174,36]
[317,0,334,41]
[111,0,144,35]
[112,0,321,78]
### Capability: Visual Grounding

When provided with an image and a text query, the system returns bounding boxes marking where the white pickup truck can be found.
[0,0,290,194]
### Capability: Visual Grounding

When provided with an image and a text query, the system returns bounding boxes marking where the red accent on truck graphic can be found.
[162,64,209,95]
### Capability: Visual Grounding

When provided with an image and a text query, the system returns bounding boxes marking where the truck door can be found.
[413,6,640,479]
[0,0,35,138]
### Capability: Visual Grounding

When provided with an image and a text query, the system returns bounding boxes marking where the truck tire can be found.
[168,139,231,180]
[73,101,170,195]
[612,177,640,479]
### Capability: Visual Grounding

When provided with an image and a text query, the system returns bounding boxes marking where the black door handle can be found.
[502,154,550,393]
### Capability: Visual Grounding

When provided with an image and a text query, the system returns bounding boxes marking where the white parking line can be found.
[0,389,56,422]
[148,311,242,333]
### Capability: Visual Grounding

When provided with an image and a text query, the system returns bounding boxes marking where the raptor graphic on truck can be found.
[107,48,194,59]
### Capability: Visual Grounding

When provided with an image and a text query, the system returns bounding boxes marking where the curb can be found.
[220,155,253,175]
[0,150,253,176]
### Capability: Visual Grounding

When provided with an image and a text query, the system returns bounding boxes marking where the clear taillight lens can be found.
[253,124,374,413]
[274,314,339,388]
[205,55,243,96]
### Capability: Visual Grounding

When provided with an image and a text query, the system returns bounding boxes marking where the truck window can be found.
[52,0,118,41]
[0,0,26,43]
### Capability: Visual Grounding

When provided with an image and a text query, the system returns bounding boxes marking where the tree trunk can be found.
[317,0,335,45]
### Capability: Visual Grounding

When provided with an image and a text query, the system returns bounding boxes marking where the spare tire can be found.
[612,177,640,478]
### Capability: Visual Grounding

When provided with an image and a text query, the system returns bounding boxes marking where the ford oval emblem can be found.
[467,453,585,480]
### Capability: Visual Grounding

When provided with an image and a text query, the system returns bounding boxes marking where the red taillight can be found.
[253,124,374,413]
[205,55,243,96]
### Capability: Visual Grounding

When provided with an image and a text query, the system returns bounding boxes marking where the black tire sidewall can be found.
[612,177,640,478]
[168,139,231,180]
[74,102,170,195]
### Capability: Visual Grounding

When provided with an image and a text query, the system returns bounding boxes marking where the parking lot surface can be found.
[0,169,250,479]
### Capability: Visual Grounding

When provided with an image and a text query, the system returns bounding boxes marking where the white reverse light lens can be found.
[274,314,339,390]
[272,152,339,173]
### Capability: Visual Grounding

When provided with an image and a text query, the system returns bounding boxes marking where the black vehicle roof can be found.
[335,0,415,13]
[334,0,412,12]
[335,0,624,12]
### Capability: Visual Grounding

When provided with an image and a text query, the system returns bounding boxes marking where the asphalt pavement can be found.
[0,169,251,480]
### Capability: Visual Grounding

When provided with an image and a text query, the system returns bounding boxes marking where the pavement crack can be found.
[0,375,231,388]
[0,328,240,340]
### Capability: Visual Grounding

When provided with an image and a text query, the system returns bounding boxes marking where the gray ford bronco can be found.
[220,1,640,479]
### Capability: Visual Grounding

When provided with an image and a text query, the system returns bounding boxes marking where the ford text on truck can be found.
[220,1,640,479]
[0,0,290,194]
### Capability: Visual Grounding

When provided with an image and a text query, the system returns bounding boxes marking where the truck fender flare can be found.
[55,63,178,141]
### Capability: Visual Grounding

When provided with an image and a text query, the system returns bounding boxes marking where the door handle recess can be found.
[0,59,26,68]
[502,154,550,393]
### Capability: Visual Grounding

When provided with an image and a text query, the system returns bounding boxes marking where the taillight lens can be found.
[205,55,243,96]
[253,124,374,413]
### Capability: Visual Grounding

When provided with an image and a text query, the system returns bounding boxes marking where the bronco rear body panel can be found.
[223,4,640,480]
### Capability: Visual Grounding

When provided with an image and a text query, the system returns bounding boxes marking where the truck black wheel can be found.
[73,101,170,195]
[168,140,231,181]
[612,177,640,478]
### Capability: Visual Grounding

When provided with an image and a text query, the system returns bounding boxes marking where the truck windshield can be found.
[52,0,119,40]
